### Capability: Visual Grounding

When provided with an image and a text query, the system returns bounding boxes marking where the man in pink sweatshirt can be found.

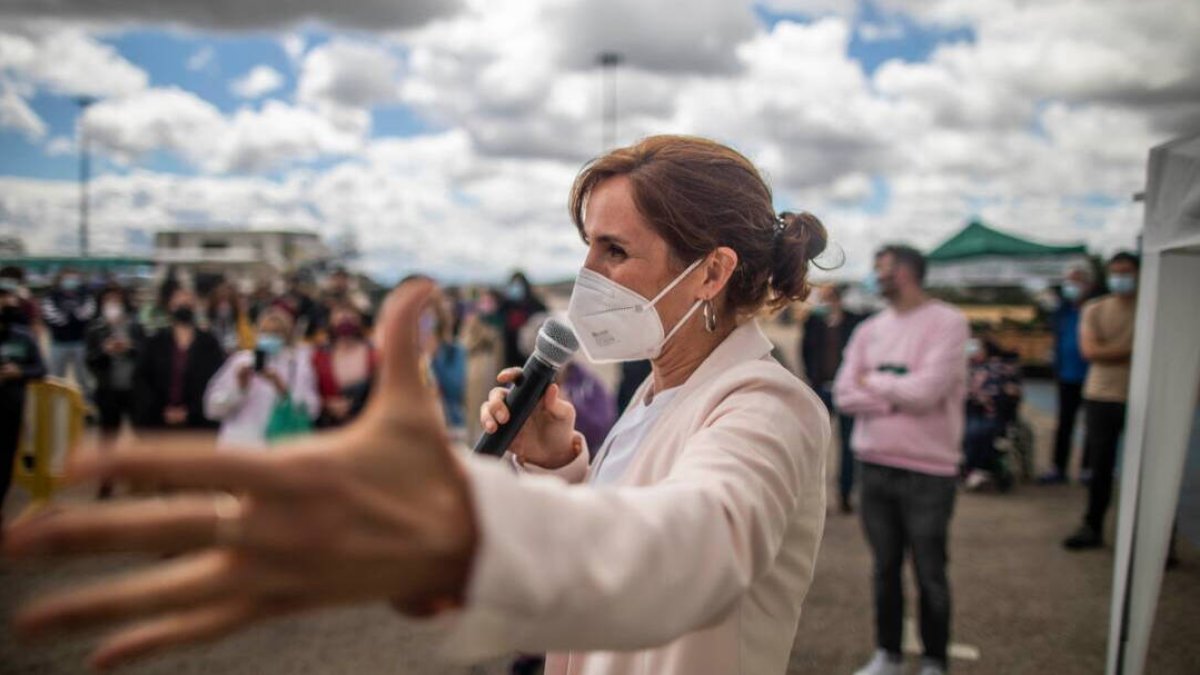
[835,245,969,675]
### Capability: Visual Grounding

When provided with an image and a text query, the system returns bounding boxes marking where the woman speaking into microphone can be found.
[5,136,831,675]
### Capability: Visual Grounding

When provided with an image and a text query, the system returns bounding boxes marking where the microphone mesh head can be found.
[535,317,579,367]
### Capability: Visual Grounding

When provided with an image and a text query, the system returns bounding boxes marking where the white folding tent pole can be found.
[1107,135,1200,675]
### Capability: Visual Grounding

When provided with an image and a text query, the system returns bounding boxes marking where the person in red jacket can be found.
[312,304,377,427]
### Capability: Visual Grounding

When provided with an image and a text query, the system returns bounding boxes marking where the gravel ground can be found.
[3,392,1197,674]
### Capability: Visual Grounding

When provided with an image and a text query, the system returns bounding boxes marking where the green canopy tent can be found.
[926,219,1089,287]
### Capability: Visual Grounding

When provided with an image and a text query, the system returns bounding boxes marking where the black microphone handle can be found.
[473,356,559,457]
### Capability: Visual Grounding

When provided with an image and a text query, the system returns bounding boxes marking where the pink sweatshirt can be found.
[833,299,968,477]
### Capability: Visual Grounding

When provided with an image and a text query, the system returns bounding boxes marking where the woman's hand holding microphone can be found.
[480,368,580,470]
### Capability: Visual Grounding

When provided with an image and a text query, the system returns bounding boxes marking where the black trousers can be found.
[1084,399,1127,533]
[95,388,135,437]
[860,462,957,665]
[0,388,25,511]
[1053,381,1087,475]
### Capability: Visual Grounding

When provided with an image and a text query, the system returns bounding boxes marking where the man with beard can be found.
[835,245,968,675]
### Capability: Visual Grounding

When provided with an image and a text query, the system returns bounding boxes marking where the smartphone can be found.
[254,348,267,372]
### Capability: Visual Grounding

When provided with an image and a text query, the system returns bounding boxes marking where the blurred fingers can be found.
[88,599,262,672]
[13,550,238,639]
[4,494,242,558]
[67,446,279,495]
[481,387,510,433]
[495,368,523,384]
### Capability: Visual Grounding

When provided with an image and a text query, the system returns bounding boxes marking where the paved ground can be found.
[3,381,1198,674]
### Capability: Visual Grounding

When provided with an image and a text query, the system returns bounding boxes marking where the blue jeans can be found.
[860,462,957,666]
[816,384,856,502]
[963,415,1004,474]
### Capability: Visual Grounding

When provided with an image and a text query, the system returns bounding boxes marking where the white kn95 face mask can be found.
[566,258,704,364]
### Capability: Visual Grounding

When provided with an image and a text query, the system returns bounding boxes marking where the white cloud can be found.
[0,77,44,138]
[186,46,214,72]
[0,1,460,31]
[857,21,904,42]
[0,132,585,282]
[547,0,759,74]
[280,34,306,63]
[298,39,400,110]
[0,27,147,98]
[83,87,364,173]
[230,65,285,99]
[44,135,73,156]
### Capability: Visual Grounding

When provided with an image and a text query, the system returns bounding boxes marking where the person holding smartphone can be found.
[203,304,320,449]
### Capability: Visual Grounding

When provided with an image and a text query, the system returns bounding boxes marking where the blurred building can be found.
[153,228,334,290]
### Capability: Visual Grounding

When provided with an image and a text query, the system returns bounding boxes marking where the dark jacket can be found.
[41,290,96,343]
[132,327,223,429]
[85,319,146,392]
[0,325,47,396]
[801,310,865,387]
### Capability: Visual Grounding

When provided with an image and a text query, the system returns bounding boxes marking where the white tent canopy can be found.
[1107,134,1200,674]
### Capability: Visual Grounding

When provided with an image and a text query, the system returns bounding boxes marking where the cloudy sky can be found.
[0,0,1196,283]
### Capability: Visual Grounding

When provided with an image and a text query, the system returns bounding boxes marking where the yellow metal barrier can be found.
[11,377,89,505]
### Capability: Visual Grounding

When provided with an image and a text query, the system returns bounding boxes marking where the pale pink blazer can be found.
[440,319,830,675]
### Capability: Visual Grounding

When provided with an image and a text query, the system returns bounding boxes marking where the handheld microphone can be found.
[474,317,579,457]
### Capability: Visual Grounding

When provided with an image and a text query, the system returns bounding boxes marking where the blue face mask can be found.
[863,271,880,296]
[1061,282,1082,302]
[506,282,525,301]
[61,277,81,292]
[256,334,285,355]
[1109,274,1137,296]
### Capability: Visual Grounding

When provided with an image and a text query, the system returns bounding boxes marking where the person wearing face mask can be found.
[4,137,830,675]
[497,271,546,368]
[801,283,866,513]
[204,305,320,449]
[0,284,46,521]
[313,304,377,427]
[1063,251,1140,550]
[1039,264,1097,485]
[204,281,254,354]
[84,286,146,498]
[131,288,223,431]
[40,268,96,391]
[834,244,968,675]
[0,266,42,336]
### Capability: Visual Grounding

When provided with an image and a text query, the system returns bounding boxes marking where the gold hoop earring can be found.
[703,299,717,333]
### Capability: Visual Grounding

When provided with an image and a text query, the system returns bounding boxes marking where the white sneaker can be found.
[853,649,903,675]
[917,658,947,675]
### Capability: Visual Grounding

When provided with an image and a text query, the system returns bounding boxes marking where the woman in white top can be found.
[203,305,320,449]
[7,136,831,675]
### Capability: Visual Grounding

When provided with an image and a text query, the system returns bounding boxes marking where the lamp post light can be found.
[75,96,96,259]
[597,51,622,151]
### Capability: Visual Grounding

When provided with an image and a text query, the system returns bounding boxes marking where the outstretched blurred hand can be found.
[3,279,477,671]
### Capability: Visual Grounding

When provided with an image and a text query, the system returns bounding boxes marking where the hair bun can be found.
[767,211,830,310]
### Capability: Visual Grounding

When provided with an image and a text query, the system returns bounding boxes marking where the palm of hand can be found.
[3,279,476,670]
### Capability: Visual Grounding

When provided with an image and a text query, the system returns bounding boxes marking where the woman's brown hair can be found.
[568,135,827,314]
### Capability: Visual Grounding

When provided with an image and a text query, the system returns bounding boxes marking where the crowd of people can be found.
[0,264,622,518]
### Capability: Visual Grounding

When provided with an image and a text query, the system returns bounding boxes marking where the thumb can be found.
[543,383,573,421]
[374,277,439,404]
